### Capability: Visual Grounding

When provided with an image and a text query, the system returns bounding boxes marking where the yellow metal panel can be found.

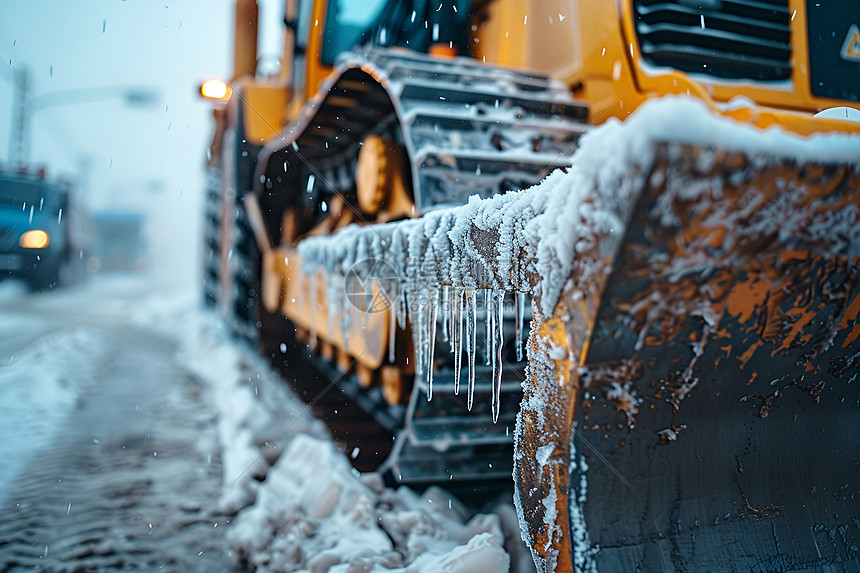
[277,249,388,370]
[616,0,860,133]
[530,0,860,135]
[304,0,334,101]
[472,0,526,68]
[522,0,580,77]
[241,82,292,145]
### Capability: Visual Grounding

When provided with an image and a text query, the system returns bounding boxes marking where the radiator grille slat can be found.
[633,0,793,81]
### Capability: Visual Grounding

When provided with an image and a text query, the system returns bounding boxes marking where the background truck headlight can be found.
[19,229,50,249]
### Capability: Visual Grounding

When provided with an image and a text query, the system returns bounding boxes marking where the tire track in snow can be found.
[0,321,240,572]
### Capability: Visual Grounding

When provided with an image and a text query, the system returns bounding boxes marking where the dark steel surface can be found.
[577,146,860,571]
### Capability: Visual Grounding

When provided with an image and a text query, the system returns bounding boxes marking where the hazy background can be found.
[0,0,286,289]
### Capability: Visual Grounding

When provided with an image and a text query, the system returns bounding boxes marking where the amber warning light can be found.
[200,79,231,102]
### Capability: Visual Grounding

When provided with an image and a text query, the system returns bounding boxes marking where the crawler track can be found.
[254,49,586,487]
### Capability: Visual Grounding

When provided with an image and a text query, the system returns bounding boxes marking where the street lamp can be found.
[8,66,160,166]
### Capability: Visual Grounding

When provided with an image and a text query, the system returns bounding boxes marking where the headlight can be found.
[19,229,50,249]
[200,79,231,101]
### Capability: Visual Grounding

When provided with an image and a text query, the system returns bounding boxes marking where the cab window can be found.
[321,0,388,65]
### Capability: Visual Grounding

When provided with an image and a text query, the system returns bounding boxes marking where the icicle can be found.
[484,289,492,366]
[515,292,525,362]
[397,287,407,330]
[426,287,439,401]
[441,285,451,344]
[447,285,457,352]
[356,282,367,337]
[466,288,477,410]
[388,300,397,363]
[449,286,457,351]
[342,291,352,353]
[409,283,427,377]
[492,290,505,423]
[308,273,318,346]
[486,292,497,411]
[453,287,464,394]
[327,281,339,345]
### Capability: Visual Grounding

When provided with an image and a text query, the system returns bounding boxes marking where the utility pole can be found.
[5,66,158,168]
[9,66,29,167]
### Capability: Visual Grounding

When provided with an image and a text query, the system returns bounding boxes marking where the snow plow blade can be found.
[268,99,859,572]
[518,144,860,572]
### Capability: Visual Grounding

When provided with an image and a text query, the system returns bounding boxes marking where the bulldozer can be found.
[201,1,860,570]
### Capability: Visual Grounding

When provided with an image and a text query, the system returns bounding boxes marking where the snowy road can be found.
[0,276,239,571]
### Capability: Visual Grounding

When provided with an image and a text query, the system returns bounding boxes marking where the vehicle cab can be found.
[0,169,70,290]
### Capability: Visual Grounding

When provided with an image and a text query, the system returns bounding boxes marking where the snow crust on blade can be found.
[295,95,860,431]
[298,96,860,321]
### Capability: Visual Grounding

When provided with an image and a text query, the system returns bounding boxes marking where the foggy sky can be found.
[0,0,285,288]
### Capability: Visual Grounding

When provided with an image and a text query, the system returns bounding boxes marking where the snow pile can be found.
[133,294,327,513]
[0,327,109,504]
[229,434,508,573]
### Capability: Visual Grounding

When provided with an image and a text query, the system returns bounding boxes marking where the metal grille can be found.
[0,227,16,251]
[633,0,792,81]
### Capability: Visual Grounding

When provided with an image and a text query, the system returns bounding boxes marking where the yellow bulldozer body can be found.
[201,1,860,570]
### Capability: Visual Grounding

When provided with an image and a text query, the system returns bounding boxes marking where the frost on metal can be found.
[297,97,646,418]
[299,95,860,323]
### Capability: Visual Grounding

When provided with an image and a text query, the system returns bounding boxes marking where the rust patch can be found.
[798,380,826,404]
[656,425,685,445]
[740,390,781,419]
[735,474,781,520]
[581,360,646,389]
[580,360,645,425]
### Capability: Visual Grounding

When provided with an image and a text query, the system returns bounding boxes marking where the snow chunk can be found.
[228,434,398,571]
[392,531,510,573]
[228,435,507,572]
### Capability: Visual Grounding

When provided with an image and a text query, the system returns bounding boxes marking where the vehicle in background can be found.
[0,168,91,292]
[88,211,148,273]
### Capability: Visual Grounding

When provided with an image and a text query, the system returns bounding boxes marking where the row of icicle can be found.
[326,278,529,424]
[305,274,528,423]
